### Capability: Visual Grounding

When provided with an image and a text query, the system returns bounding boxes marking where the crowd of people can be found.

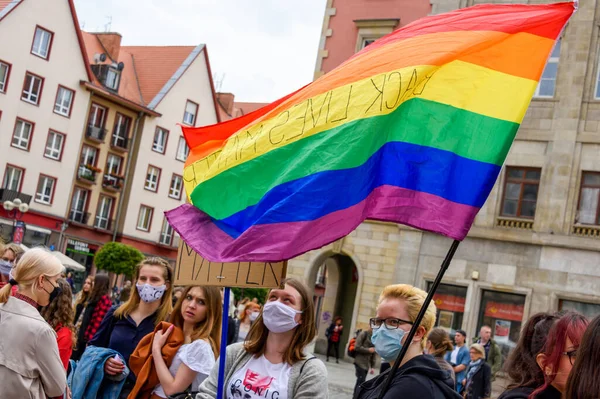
[3,238,600,399]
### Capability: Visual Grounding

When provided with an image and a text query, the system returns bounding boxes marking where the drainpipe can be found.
[112,111,144,242]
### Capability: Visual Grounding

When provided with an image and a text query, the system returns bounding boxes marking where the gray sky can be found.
[73,0,326,103]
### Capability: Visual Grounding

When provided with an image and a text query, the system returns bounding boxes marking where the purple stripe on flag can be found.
[166,185,479,262]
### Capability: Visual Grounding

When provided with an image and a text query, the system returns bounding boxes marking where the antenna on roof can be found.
[104,16,112,32]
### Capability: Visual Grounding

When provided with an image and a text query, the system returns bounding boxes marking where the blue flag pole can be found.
[217,287,231,399]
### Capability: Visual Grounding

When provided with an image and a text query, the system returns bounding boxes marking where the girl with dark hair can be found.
[326,316,343,363]
[530,311,588,399]
[41,279,76,370]
[498,312,557,399]
[74,275,94,322]
[71,273,112,360]
[565,314,600,399]
[427,328,456,386]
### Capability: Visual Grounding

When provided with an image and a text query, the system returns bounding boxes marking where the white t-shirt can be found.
[450,346,460,365]
[227,355,292,399]
[153,339,216,398]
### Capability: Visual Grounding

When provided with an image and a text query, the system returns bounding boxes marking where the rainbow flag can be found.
[167,2,574,262]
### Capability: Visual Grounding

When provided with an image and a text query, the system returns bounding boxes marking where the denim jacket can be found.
[68,346,130,399]
[444,345,470,392]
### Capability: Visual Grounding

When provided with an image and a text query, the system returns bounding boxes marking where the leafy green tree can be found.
[94,242,144,277]
[231,287,269,304]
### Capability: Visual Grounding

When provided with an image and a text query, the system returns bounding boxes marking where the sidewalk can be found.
[319,354,510,398]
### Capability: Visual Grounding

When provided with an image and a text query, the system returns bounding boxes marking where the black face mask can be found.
[44,277,62,303]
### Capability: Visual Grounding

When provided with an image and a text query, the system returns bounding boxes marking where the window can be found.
[105,153,123,176]
[88,103,107,128]
[95,196,114,230]
[559,299,600,319]
[137,205,154,231]
[44,130,65,160]
[183,100,198,125]
[12,118,34,151]
[159,217,174,246]
[145,166,161,192]
[0,60,10,93]
[54,86,74,116]
[21,72,44,105]
[105,68,120,90]
[535,40,560,98]
[2,165,24,191]
[176,136,189,162]
[427,282,467,336]
[69,187,89,223]
[152,127,169,154]
[169,174,183,200]
[31,26,53,59]
[112,113,131,149]
[501,167,541,219]
[80,145,98,166]
[35,175,56,205]
[578,172,600,225]
[361,38,377,49]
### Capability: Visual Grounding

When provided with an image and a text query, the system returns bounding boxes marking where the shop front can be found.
[477,290,526,364]
[429,282,468,336]
[0,219,53,247]
[65,238,99,290]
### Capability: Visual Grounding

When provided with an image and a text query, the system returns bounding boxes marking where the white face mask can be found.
[250,311,260,322]
[136,283,166,303]
[262,300,302,333]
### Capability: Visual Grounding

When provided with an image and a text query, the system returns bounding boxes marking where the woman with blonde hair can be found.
[198,278,328,398]
[0,243,25,283]
[0,248,67,398]
[89,257,174,399]
[356,284,461,399]
[145,285,222,397]
[237,301,261,342]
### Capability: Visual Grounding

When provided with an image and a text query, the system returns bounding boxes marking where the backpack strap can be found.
[299,356,317,376]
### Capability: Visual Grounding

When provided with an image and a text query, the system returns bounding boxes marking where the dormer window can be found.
[106,68,120,91]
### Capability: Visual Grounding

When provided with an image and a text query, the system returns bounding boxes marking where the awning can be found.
[26,225,52,235]
[51,251,86,272]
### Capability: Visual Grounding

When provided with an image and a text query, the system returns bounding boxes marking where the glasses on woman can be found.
[369,317,413,330]
[562,350,577,366]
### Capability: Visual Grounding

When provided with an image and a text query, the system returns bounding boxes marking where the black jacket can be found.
[465,362,491,399]
[498,385,560,399]
[356,354,462,399]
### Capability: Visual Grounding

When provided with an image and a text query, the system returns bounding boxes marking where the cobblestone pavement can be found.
[319,354,510,399]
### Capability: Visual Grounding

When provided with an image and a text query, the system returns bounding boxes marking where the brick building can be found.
[291,0,600,363]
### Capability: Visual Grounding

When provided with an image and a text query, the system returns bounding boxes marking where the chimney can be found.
[96,32,122,61]
[217,93,235,115]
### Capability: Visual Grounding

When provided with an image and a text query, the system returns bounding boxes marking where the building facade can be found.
[293,0,600,362]
[0,0,91,248]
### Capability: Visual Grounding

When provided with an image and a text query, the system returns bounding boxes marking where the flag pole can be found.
[217,287,231,399]
[376,239,460,399]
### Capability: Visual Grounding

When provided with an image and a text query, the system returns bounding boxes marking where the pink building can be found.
[314,0,432,79]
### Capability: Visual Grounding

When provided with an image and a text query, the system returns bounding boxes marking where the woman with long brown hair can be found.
[41,279,76,370]
[565,314,600,399]
[198,278,327,398]
[89,257,174,399]
[74,275,94,321]
[147,285,222,397]
[427,327,456,386]
[72,273,112,360]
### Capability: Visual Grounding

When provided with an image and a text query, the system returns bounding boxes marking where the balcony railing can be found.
[102,174,124,192]
[86,125,107,143]
[69,211,90,225]
[0,189,32,205]
[572,225,600,238]
[496,216,534,230]
[94,217,114,231]
[77,165,98,184]
[110,134,129,151]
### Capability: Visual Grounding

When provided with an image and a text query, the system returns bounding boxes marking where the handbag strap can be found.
[299,356,317,375]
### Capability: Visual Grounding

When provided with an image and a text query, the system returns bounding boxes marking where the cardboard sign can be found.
[174,242,287,288]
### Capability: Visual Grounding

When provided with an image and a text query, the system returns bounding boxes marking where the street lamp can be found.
[3,198,29,244]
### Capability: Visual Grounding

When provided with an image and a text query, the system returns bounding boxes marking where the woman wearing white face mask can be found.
[88,257,174,399]
[237,302,261,342]
[198,278,328,399]
[356,284,462,399]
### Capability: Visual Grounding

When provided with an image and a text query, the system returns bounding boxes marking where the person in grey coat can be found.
[354,329,377,398]
[197,278,328,398]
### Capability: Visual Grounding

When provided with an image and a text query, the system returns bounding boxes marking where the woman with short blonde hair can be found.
[0,248,67,398]
[356,284,461,399]
[198,278,328,398]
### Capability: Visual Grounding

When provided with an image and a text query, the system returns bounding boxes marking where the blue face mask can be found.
[0,260,13,276]
[372,327,406,361]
